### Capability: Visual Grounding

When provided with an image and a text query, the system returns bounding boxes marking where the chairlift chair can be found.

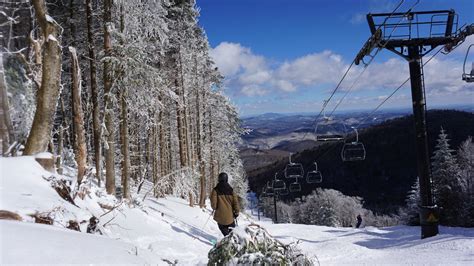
[462,44,474,83]
[265,187,274,197]
[306,162,323,183]
[315,115,347,142]
[289,180,302,193]
[284,153,304,179]
[265,181,274,196]
[278,188,289,196]
[341,127,366,161]
[273,179,286,191]
[266,181,273,190]
[285,163,304,178]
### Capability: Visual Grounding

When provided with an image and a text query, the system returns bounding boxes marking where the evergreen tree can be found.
[457,137,473,196]
[457,137,474,227]
[405,179,420,225]
[431,128,465,226]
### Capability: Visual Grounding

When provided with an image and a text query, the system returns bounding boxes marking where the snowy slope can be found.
[0,220,160,264]
[1,156,473,265]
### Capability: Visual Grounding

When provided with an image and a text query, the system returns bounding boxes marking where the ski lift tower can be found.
[355,9,473,239]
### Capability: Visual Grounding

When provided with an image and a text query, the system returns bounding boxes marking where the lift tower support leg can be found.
[408,46,438,239]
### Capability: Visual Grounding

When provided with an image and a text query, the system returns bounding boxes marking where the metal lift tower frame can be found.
[356,9,473,239]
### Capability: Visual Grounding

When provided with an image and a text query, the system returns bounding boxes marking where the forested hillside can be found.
[1,0,247,204]
[248,110,474,213]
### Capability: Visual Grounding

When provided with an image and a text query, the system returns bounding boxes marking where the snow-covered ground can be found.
[1,156,473,265]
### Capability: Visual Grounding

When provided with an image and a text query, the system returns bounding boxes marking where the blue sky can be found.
[198,0,474,115]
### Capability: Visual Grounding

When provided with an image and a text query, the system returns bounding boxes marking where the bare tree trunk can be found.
[119,88,130,199]
[195,64,206,208]
[152,121,159,197]
[0,53,14,155]
[56,97,66,174]
[85,0,102,186]
[176,79,188,169]
[118,4,129,199]
[209,120,216,196]
[103,0,115,194]
[69,47,87,185]
[158,104,167,177]
[56,124,63,174]
[24,0,62,155]
[68,0,76,148]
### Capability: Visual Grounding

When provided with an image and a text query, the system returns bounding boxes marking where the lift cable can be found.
[353,46,444,130]
[328,0,421,118]
[300,0,411,141]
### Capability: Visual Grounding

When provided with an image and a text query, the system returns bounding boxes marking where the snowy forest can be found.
[1,0,248,205]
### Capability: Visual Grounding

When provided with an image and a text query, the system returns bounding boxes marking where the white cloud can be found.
[276,51,345,86]
[210,41,472,109]
[209,42,267,77]
[239,70,271,85]
[240,85,268,96]
[272,79,296,92]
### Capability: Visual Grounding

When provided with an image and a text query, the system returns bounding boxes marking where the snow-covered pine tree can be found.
[405,179,421,225]
[457,137,473,196]
[431,128,466,226]
[457,137,474,226]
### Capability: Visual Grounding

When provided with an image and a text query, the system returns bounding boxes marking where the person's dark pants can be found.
[218,222,235,236]
[356,220,362,228]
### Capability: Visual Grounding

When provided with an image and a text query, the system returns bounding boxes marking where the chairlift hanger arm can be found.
[444,24,474,53]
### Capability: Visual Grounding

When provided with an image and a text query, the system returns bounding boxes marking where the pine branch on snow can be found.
[208,223,314,265]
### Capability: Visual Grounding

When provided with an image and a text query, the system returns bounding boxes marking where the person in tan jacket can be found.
[211,172,240,236]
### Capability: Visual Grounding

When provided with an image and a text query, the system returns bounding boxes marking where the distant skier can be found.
[211,172,240,236]
[356,214,362,228]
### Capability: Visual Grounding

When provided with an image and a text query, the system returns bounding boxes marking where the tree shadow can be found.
[169,223,214,246]
[274,235,331,244]
[354,226,474,249]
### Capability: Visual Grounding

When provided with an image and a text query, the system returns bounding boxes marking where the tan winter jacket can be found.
[210,186,240,225]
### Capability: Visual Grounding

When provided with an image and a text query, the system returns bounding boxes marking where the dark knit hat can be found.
[218,172,228,183]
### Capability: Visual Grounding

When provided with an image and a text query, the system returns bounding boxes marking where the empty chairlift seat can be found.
[273,179,286,190]
[285,163,304,179]
[341,142,366,161]
[306,171,322,183]
[289,181,301,193]
[341,127,366,161]
[306,162,323,183]
[279,188,289,196]
[315,116,347,141]
[462,44,474,83]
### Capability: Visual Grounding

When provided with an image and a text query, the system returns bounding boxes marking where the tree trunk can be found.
[103,0,115,194]
[0,53,14,155]
[195,63,206,208]
[119,88,130,199]
[69,46,87,185]
[56,97,67,174]
[152,121,159,197]
[158,102,167,177]
[209,120,216,196]
[118,4,129,199]
[176,79,188,168]
[24,0,62,155]
[56,124,63,174]
[85,0,102,186]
